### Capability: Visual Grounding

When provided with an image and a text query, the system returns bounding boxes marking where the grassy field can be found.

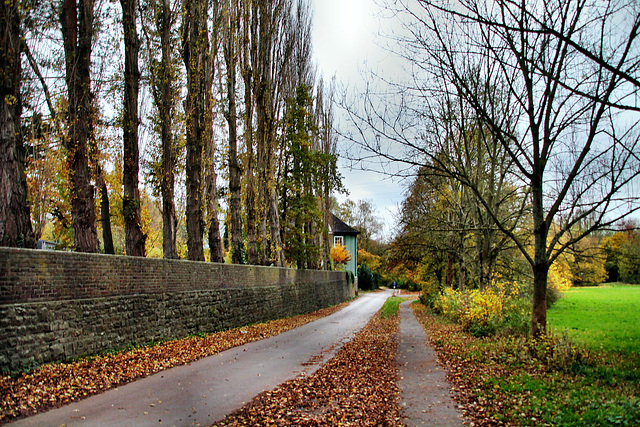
[413,284,640,426]
[548,284,640,356]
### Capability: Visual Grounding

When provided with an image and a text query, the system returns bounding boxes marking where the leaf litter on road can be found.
[0,302,349,424]
[213,301,403,426]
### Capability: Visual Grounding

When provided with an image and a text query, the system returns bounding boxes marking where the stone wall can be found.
[0,248,353,372]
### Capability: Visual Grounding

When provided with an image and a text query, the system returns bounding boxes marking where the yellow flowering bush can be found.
[433,287,462,321]
[432,281,531,337]
[330,244,352,266]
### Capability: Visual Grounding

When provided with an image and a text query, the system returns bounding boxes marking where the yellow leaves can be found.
[4,95,17,106]
[330,244,352,265]
[434,281,530,336]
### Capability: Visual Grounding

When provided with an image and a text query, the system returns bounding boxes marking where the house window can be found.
[334,236,344,247]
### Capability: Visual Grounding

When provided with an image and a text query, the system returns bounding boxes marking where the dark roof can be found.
[330,213,360,235]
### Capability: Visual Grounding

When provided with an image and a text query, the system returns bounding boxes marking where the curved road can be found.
[9,290,393,427]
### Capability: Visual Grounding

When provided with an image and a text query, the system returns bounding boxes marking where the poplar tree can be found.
[60,0,99,253]
[144,0,180,259]
[281,85,319,268]
[240,0,259,265]
[182,0,210,261]
[224,0,244,264]
[0,0,36,248]
[121,0,146,256]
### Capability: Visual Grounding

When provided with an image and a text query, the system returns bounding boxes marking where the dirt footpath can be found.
[397,300,465,426]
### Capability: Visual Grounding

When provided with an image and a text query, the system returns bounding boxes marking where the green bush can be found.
[345,270,354,285]
[419,281,440,309]
[357,262,376,290]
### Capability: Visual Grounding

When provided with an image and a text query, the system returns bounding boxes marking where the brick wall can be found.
[0,248,353,372]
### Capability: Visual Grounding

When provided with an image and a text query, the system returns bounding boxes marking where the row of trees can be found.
[347,0,640,335]
[0,0,344,268]
[394,172,640,288]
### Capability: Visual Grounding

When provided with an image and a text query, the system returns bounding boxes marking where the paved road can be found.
[9,290,393,427]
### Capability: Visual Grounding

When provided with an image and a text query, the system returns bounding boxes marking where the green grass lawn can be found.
[413,284,640,426]
[548,284,640,356]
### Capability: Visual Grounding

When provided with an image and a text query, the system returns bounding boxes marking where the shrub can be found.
[419,280,440,309]
[433,281,531,337]
[433,287,463,321]
[330,244,352,265]
[357,262,376,290]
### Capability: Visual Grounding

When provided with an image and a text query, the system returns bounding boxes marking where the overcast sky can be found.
[311,0,407,240]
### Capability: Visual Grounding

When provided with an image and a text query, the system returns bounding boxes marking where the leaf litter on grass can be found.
[411,302,640,427]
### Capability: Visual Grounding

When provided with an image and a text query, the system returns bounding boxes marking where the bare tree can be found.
[349,0,640,336]
[0,0,36,248]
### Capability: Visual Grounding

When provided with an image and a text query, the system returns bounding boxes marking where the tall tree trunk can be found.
[242,0,259,265]
[204,1,222,263]
[268,187,284,266]
[206,159,223,262]
[98,178,114,254]
[458,230,466,292]
[60,0,98,253]
[204,106,223,263]
[446,247,455,287]
[155,0,178,259]
[255,0,270,265]
[531,175,549,337]
[121,0,146,257]
[225,1,244,264]
[0,0,36,248]
[254,0,284,266]
[182,0,208,261]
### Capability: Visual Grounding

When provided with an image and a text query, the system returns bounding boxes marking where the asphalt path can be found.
[9,289,393,427]
[396,300,464,426]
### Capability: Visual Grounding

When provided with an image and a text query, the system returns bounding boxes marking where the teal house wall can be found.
[343,234,358,278]
[329,214,360,280]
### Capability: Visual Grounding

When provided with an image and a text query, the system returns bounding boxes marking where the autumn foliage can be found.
[330,244,352,265]
[432,281,530,337]
[215,301,402,426]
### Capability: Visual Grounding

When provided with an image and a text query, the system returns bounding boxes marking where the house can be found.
[329,213,360,280]
[37,240,57,250]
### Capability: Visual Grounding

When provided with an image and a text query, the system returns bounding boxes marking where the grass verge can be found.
[412,302,640,426]
[381,296,403,318]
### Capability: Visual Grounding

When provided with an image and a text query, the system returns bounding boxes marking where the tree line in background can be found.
[338,196,640,296]
[344,0,639,336]
[0,0,345,269]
